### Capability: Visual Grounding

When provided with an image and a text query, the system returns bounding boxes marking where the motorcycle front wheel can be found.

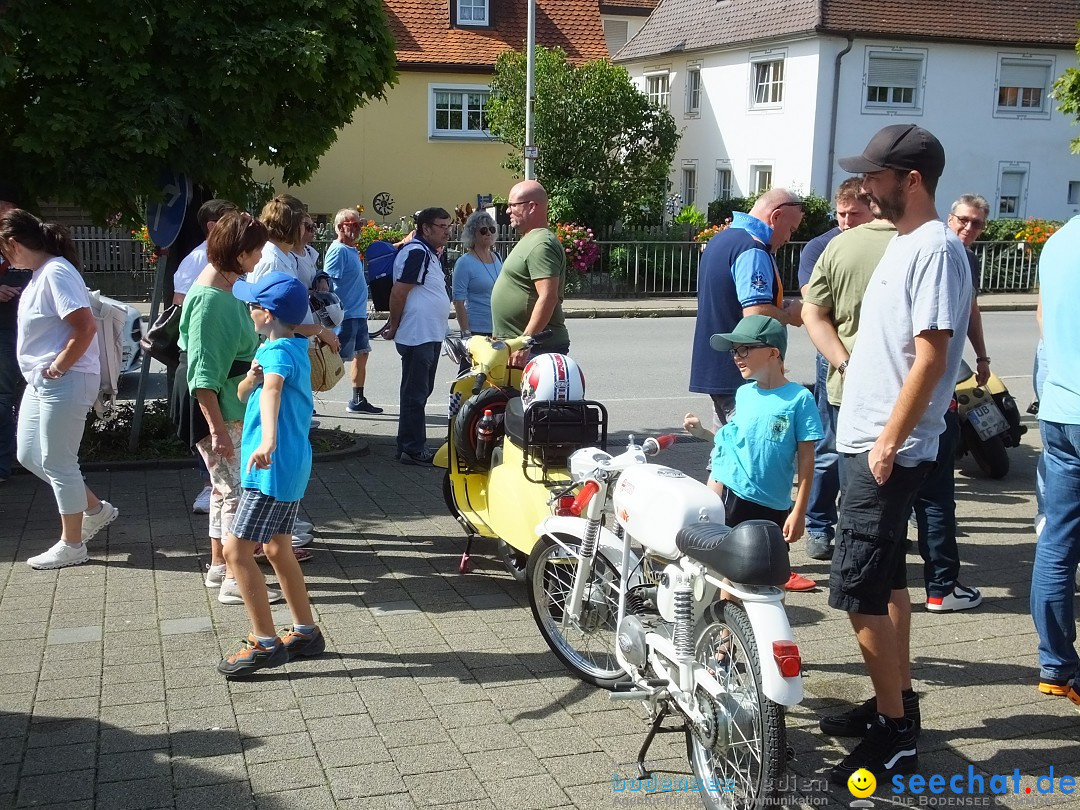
[686,601,786,810]
[526,535,629,690]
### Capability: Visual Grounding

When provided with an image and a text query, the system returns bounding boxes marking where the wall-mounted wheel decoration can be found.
[372,192,394,217]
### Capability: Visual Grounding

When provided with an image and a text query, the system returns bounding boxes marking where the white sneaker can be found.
[204,563,226,587]
[926,583,983,613]
[292,532,313,548]
[192,485,212,514]
[294,519,314,535]
[82,501,119,541]
[28,540,89,570]
[217,578,284,605]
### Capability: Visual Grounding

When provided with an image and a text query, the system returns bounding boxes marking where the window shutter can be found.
[604,20,629,55]
[1000,171,1023,197]
[867,56,920,88]
[1000,61,1048,88]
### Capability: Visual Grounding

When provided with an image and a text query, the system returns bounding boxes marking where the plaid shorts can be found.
[230,488,300,544]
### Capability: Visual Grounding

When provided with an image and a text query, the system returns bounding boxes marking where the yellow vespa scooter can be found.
[434,334,607,579]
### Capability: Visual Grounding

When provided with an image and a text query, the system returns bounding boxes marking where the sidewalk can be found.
[0,424,1072,809]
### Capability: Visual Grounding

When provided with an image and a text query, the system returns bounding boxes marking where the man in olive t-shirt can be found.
[490,180,569,360]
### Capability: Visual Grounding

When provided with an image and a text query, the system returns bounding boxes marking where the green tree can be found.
[0,0,397,223]
[486,46,679,233]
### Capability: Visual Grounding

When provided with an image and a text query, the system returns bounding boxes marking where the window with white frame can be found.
[715,165,733,200]
[430,84,490,138]
[682,163,698,208]
[864,50,925,112]
[996,56,1053,117]
[750,164,773,194]
[751,58,784,107]
[686,65,702,115]
[456,0,489,26]
[996,164,1029,217]
[646,72,670,108]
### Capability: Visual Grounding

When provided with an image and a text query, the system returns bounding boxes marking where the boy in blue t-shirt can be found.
[685,314,824,591]
[218,271,324,677]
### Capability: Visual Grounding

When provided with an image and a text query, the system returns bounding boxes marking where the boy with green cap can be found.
[684,314,823,590]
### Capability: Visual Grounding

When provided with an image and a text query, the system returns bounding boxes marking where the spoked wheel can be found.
[526,535,629,689]
[686,601,786,810]
[498,540,528,582]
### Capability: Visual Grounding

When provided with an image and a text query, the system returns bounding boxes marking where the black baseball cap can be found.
[838,124,946,181]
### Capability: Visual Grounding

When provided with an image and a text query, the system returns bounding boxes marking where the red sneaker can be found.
[785,571,816,592]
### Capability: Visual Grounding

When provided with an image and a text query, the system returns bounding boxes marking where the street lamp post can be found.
[524,0,537,180]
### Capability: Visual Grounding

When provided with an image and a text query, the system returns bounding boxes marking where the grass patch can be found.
[82,400,356,463]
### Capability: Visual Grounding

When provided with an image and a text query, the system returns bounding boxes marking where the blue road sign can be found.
[146,171,192,248]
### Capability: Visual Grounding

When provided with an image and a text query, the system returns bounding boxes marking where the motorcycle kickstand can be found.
[635,705,679,779]
[458,535,475,575]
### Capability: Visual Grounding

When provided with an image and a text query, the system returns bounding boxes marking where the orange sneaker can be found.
[1039,679,1080,705]
[785,571,816,592]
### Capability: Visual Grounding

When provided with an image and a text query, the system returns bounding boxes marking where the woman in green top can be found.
[179,212,276,603]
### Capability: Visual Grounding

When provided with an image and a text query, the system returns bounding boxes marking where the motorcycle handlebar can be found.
[642,434,677,457]
[569,480,601,516]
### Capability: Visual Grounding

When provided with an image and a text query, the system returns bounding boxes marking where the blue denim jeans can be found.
[806,353,839,540]
[1034,339,1047,516]
[396,341,441,457]
[1030,420,1080,682]
[0,327,24,479]
[912,409,961,598]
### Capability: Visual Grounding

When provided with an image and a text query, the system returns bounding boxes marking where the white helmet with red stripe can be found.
[520,353,586,409]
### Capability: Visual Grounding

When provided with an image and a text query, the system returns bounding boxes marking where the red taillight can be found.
[772,641,801,678]
[555,495,576,516]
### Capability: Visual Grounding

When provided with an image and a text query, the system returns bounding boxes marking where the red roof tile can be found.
[386,0,610,69]
[600,0,660,13]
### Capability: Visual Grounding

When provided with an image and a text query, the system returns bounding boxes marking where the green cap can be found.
[710,314,787,359]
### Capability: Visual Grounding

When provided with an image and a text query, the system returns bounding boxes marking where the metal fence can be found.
[72,225,1040,301]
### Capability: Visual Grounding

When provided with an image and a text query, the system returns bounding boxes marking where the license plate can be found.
[967,401,1009,441]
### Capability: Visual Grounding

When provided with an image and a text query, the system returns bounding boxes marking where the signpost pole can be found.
[524,0,537,180]
[128,172,191,451]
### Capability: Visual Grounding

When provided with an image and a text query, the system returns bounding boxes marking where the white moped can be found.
[525,435,803,809]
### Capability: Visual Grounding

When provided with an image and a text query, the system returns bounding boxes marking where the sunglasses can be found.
[477,226,496,235]
[775,201,805,211]
[729,343,771,358]
[951,214,986,230]
[247,302,263,312]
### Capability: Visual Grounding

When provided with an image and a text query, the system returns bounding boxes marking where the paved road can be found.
[3,310,1068,810]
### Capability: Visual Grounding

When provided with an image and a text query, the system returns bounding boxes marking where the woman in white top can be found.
[0,210,118,569]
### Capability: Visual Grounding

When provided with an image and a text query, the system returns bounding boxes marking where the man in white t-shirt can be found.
[172,199,237,305]
[822,125,972,785]
[383,207,451,465]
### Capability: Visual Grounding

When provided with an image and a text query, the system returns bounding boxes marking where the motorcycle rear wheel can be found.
[685,601,785,810]
[961,422,1010,479]
[526,535,629,690]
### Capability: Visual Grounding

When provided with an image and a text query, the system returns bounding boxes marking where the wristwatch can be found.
[837,360,848,376]
[976,356,991,363]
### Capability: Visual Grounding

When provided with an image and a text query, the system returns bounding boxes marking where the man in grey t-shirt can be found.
[821,125,972,786]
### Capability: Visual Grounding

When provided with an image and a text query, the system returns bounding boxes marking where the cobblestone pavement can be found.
[1,421,1076,810]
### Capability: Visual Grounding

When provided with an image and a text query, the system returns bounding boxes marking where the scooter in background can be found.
[954,359,1026,479]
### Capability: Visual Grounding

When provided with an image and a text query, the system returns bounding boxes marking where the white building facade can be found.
[616,0,1080,220]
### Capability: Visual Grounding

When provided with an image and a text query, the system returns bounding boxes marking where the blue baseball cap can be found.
[233,271,309,325]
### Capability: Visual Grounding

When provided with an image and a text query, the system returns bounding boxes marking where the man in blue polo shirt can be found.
[690,188,805,426]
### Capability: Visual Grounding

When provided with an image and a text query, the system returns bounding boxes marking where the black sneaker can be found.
[820,689,920,737]
[399,448,436,466]
[346,398,384,415]
[805,533,833,561]
[829,713,918,785]
[280,625,326,659]
[217,635,288,677]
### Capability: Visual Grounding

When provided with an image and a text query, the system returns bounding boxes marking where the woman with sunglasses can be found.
[0,209,118,569]
[451,210,501,348]
[176,212,291,603]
